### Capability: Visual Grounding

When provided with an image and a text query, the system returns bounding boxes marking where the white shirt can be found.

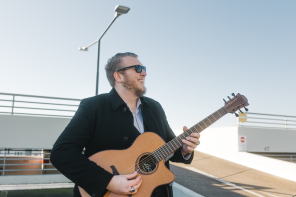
[127,98,144,134]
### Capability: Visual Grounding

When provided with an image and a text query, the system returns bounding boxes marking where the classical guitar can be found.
[79,93,249,197]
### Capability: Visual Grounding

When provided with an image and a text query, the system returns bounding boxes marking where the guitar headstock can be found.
[223,93,249,117]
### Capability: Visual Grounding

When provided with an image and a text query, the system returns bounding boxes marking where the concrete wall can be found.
[0,114,71,149]
[238,127,296,152]
[196,126,296,182]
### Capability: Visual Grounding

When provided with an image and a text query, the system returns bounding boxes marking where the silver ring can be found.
[196,141,200,145]
[130,186,135,193]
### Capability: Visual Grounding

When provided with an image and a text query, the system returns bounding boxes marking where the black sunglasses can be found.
[117,65,146,73]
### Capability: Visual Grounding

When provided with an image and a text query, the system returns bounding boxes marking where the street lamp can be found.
[78,5,130,95]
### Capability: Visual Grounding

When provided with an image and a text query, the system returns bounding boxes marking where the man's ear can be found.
[114,72,123,83]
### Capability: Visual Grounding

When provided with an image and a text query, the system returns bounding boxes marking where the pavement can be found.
[170,150,296,197]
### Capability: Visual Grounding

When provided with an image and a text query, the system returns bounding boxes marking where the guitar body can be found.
[79,132,175,197]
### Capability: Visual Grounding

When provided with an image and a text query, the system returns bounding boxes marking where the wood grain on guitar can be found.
[79,93,249,197]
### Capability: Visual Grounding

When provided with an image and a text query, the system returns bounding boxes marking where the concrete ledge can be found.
[0,179,204,197]
[0,183,74,191]
[0,174,71,185]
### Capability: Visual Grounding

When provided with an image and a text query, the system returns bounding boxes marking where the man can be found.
[50,52,200,197]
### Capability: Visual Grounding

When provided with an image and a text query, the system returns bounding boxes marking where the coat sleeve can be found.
[156,102,194,164]
[50,99,114,197]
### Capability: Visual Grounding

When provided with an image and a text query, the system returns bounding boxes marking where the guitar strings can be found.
[120,142,179,175]
[120,132,194,175]
[119,132,193,175]
[119,108,226,175]
[119,126,206,175]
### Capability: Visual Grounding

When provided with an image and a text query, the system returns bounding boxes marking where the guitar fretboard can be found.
[151,107,228,163]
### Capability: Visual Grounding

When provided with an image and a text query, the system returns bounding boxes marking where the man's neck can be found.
[114,86,138,113]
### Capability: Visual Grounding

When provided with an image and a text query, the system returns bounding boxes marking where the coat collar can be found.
[108,88,149,111]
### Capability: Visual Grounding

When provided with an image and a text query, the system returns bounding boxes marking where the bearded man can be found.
[50,52,200,197]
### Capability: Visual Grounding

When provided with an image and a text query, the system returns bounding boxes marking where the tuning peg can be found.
[235,113,239,117]
[244,107,248,111]
[239,109,244,114]
[223,99,227,104]
[227,96,233,101]
[231,93,235,97]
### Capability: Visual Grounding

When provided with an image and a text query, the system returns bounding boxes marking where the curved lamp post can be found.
[78,5,130,95]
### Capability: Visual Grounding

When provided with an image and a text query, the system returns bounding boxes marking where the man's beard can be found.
[122,74,146,97]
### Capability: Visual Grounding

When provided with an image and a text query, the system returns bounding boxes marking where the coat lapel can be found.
[141,102,163,138]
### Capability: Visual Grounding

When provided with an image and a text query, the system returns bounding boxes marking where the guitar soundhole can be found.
[137,154,157,174]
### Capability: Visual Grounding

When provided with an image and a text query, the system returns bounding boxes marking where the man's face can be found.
[120,56,147,97]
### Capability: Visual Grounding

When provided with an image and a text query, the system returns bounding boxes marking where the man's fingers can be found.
[183,126,188,132]
[186,136,199,144]
[130,179,142,193]
[182,139,197,148]
[124,171,137,179]
[128,175,142,186]
[191,133,200,139]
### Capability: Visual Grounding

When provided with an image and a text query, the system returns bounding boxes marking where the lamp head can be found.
[78,47,88,51]
[115,5,130,17]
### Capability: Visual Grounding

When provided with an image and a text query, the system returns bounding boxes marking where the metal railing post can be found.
[285,116,287,130]
[3,149,6,176]
[11,95,15,115]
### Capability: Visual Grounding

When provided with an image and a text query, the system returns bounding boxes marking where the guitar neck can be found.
[152,107,228,163]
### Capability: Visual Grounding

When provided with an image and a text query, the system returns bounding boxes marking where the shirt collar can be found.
[108,88,148,111]
[136,98,142,109]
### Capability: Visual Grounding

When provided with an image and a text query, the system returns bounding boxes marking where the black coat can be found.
[50,88,193,197]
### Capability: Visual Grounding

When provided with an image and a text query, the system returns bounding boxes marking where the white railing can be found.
[0,92,81,118]
[0,148,59,176]
[238,112,296,130]
[252,153,296,164]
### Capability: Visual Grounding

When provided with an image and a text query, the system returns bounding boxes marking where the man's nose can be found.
[141,69,147,76]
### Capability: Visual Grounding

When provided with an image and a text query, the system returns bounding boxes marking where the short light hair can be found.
[105,52,138,87]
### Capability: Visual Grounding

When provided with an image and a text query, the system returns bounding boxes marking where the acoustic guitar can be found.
[79,93,249,197]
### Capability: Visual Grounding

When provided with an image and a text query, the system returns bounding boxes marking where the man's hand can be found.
[106,171,142,195]
[181,126,200,155]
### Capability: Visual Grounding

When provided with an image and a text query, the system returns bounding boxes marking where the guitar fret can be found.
[163,146,169,156]
[221,107,227,114]
[177,136,183,146]
[206,117,212,124]
[168,142,175,151]
[155,153,161,162]
[153,151,160,162]
[219,108,225,116]
[199,122,206,130]
[207,116,214,122]
[213,113,219,119]
[160,149,165,159]
[192,125,199,133]
[202,120,209,127]
[216,110,221,117]
[172,139,179,148]
[162,146,167,156]
[196,124,203,132]
[210,115,216,121]
[166,144,173,153]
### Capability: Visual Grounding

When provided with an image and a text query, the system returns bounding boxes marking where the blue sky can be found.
[0,1,295,130]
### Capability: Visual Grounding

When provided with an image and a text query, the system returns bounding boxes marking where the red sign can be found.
[240,137,245,143]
